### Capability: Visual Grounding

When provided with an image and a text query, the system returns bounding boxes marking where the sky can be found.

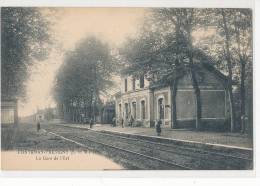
[19,8,147,117]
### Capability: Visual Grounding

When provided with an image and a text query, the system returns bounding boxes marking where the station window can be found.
[125,103,129,119]
[132,78,136,91]
[132,102,137,119]
[141,100,145,119]
[158,98,164,119]
[140,75,144,88]
[124,78,127,92]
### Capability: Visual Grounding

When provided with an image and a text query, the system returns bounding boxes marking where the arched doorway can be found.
[124,103,129,120]
[132,102,137,119]
[158,98,164,123]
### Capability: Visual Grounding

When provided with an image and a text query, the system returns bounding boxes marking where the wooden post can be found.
[14,99,18,126]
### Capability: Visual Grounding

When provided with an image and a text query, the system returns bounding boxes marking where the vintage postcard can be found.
[1,6,253,171]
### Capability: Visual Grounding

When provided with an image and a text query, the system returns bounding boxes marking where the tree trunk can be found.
[234,14,248,133]
[72,107,75,123]
[71,106,73,122]
[92,64,97,123]
[240,60,246,133]
[170,79,178,129]
[92,93,96,122]
[190,67,202,130]
[187,38,202,130]
[65,104,69,122]
[76,99,80,123]
[248,83,253,137]
[221,9,236,132]
[69,105,72,122]
[65,104,68,121]
[62,103,66,121]
[93,96,96,122]
[183,10,202,131]
[227,87,236,132]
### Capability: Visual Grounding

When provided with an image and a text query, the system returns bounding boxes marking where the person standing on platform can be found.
[90,118,94,128]
[121,117,124,128]
[129,115,134,127]
[112,117,116,127]
[155,119,162,136]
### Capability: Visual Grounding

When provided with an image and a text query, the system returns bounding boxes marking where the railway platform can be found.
[57,123,253,149]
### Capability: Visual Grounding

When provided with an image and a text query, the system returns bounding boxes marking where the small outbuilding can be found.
[1,99,18,125]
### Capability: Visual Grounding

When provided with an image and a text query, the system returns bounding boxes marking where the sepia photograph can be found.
[1,6,253,171]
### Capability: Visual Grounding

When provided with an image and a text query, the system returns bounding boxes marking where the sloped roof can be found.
[149,61,229,90]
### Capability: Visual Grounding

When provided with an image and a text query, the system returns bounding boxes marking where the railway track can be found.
[48,131,190,170]
[45,124,253,170]
[82,129,252,169]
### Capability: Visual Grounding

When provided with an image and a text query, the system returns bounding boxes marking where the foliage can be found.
[120,8,216,86]
[1,7,51,100]
[120,9,188,85]
[54,37,115,122]
[193,9,252,84]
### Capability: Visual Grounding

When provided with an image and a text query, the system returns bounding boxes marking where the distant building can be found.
[1,99,18,125]
[115,63,231,131]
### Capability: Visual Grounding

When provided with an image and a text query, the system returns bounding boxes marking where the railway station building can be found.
[115,63,231,131]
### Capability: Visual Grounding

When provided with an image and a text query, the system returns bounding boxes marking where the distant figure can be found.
[112,117,116,127]
[90,118,94,128]
[120,117,124,128]
[129,115,134,127]
[155,119,162,136]
[37,122,41,132]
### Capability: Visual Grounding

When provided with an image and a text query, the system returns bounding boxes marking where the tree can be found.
[121,8,208,129]
[54,37,115,123]
[151,8,206,130]
[168,9,203,130]
[194,9,253,132]
[1,8,51,100]
[219,9,237,132]
[232,9,252,133]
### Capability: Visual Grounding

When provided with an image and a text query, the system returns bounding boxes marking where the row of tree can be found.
[53,37,115,122]
[0,8,116,124]
[119,8,252,133]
